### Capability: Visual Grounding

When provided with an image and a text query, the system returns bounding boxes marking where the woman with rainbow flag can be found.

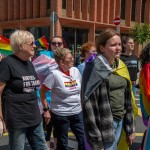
[0,30,48,150]
[33,36,65,150]
[81,28,138,150]
[139,43,150,150]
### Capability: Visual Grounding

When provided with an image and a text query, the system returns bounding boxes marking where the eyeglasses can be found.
[51,42,63,47]
[26,41,34,46]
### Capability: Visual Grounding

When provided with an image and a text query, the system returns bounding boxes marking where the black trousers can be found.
[51,111,85,150]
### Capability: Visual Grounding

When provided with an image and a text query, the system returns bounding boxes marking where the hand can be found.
[126,133,135,146]
[43,111,51,125]
[0,117,7,133]
[3,121,7,133]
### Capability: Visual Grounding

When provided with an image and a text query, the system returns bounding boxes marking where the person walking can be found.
[120,36,139,96]
[40,48,85,150]
[35,36,65,150]
[77,41,97,150]
[81,28,138,150]
[0,30,48,150]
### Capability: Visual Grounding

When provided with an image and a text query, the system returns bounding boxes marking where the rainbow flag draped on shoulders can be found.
[34,36,49,49]
[0,36,12,55]
[117,59,138,150]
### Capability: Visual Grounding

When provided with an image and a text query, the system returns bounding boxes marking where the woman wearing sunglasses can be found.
[36,36,65,150]
[0,30,48,149]
[51,37,64,50]
[38,36,65,58]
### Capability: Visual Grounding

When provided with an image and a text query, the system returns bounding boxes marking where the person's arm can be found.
[82,92,104,150]
[40,85,51,124]
[0,58,11,132]
[0,81,7,132]
[0,82,5,118]
[83,100,104,150]
[124,81,136,146]
[40,72,55,124]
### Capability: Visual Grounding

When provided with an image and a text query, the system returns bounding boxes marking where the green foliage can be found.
[130,23,150,45]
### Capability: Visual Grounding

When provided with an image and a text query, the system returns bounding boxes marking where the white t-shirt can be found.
[43,67,82,116]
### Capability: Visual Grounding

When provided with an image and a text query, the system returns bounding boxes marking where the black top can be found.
[0,55,41,129]
[120,54,139,81]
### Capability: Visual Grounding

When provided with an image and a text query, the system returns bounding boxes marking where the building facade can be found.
[0,0,149,57]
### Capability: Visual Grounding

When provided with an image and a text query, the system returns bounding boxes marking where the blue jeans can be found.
[51,111,85,150]
[8,122,48,150]
[132,84,137,96]
[104,118,123,150]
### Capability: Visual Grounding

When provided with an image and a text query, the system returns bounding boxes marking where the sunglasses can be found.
[26,41,34,46]
[51,42,63,47]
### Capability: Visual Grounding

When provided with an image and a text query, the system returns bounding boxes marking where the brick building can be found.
[0,0,149,57]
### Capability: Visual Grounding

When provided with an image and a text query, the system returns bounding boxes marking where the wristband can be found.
[43,107,49,112]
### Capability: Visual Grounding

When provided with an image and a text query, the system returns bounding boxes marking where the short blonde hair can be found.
[10,30,35,53]
[54,48,72,64]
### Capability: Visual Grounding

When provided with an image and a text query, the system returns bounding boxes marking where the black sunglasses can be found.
[51,42,63,47]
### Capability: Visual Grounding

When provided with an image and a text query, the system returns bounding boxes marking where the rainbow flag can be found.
[0,36,12,55]
[34,36,49,49]
[139,63,150,127]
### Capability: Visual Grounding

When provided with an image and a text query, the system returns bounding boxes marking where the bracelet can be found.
[43,107,49,112]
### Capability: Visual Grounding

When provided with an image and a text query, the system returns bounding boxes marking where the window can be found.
[46,0,51,9]
[3,29,16,38]
[73,0,75,10]
[131,0,136,21]
[121,0,126,20]
[27,27,50,42]
[62,0,66,9]
[62,27,88,66]
[141,0,146,23]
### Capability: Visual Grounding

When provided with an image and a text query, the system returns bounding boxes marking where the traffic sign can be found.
[114,17,120,26]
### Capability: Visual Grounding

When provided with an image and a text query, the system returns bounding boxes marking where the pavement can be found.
[0,133,78,150]
[0,89,146,150]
